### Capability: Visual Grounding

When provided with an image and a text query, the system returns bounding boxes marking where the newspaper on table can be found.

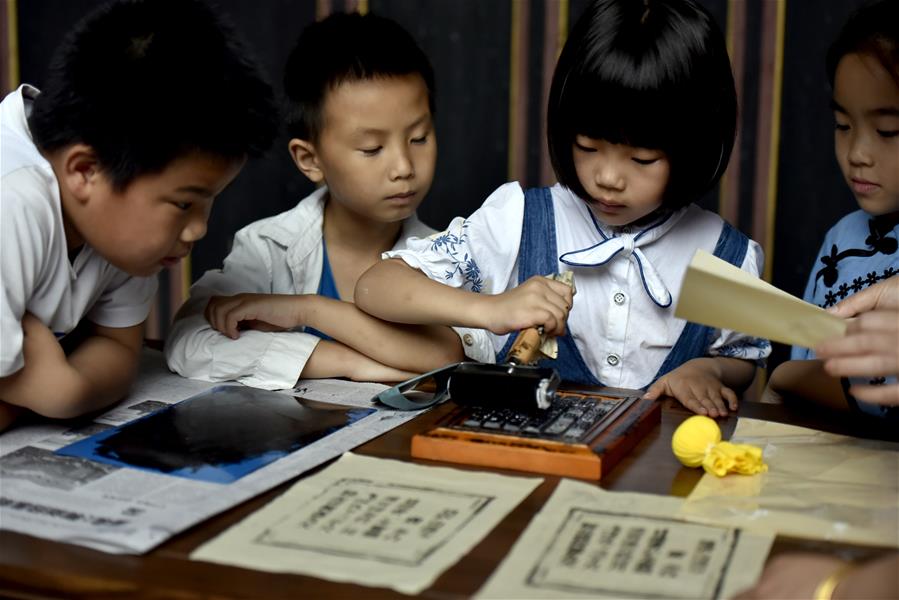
[476,478,773,600]
[0,350,423,554]
[192,453,543,595]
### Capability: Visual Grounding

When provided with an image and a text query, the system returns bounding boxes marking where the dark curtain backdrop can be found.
[15,0,868,373]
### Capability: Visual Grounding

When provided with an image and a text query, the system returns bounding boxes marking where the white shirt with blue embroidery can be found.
[386,182,771,389]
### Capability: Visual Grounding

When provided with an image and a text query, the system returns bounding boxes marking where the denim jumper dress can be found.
[497,187,749,389]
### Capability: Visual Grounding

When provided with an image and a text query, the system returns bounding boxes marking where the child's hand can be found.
[827,275,898,318]
[643,359,738,417]
[21,312,66,359]
[480,275,574,336]
[205,294,305,339]
[819,278,899,405]
[0,314,84,415]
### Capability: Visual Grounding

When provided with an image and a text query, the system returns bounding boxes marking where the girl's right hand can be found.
[479,275,574,336]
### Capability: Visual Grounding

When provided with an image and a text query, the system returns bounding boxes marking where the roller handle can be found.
[506,327,544,365]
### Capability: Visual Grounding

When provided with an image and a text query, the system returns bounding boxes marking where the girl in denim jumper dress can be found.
[357,0,770,417]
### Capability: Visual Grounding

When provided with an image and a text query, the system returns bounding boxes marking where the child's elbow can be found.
[355,258,411,311]
[353,278,371,308]
[353,265,380,310]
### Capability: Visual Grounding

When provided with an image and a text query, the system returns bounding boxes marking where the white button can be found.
[613,292,626,305]
[607,354,620,366]
[462,333,474,346]
[621,226,631,234]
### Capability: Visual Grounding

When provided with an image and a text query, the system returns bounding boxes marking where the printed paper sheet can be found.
[476,478,772,599]
[191,452,542,595]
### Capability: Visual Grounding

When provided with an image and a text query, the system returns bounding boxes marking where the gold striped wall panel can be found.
[2,0,18,93]
[752,0,786,283]
[507,0,531,182]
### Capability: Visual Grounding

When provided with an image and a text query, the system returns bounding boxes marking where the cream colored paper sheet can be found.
[681,418,899,548]
[191,453,542,595]
[675,249,847,348]
[476,479,773,600]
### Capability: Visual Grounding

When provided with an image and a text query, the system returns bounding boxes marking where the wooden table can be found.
[0,397,893,599]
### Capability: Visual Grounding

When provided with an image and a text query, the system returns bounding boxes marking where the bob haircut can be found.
[284,12,435,143]
[826,0,899,88]
[28,0,278,192]
[547,0,737,208]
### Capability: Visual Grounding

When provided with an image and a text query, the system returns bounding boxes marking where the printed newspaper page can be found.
[0,350,422,554]
[476,478,773,600]
[192,453,543,595]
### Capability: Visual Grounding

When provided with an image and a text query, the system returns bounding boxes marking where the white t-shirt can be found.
[0,85,157,376]
[386,182,771,389]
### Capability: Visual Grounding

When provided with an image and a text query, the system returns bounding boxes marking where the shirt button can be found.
[613,292,626,305]
[607,354,620,366]
[462,333,474,346]
[621,227,631,234]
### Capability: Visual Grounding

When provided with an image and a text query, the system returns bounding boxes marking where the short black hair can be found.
[284,12,435,142]
[826,0,899,88]
[547,0,737,208]
[29,0,278,191]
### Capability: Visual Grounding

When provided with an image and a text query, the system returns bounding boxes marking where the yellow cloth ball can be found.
[672,415,721,467]
[672,415,768,477]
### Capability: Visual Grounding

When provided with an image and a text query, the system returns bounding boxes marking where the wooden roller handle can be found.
[506,327,543,365]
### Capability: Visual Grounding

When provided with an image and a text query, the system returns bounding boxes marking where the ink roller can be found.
[445,327,560,411]
[372,326,561,411]
[443,271,576,411]
[374,272,573,411]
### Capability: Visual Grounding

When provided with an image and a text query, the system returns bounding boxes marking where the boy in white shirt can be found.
[0,0,278,430]
[165,13,465,389]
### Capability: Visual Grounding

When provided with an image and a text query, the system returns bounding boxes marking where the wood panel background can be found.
[5,0,869,377]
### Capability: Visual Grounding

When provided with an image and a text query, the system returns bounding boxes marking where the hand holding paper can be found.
[818,277,899,405]
[675,250,847,349]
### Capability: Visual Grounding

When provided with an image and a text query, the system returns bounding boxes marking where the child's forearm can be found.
[0,332,138,420]
[705,356,756,390]
[64,328,142,414]
[355,259,488,328]
[300,339,418,382]
[302,296,464,371]
[677,356,755,391]
[0,362,88,419]
[0,314,88,417]
[767,359,847,409]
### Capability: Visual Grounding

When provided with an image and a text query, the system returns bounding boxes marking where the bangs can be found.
[564,67,686,152]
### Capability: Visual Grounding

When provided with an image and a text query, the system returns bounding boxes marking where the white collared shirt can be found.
[386,182,770,389]
[0,85,156,376]
[165,186,445,390]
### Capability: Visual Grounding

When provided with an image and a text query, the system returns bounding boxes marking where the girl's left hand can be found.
[643,360,738,417]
